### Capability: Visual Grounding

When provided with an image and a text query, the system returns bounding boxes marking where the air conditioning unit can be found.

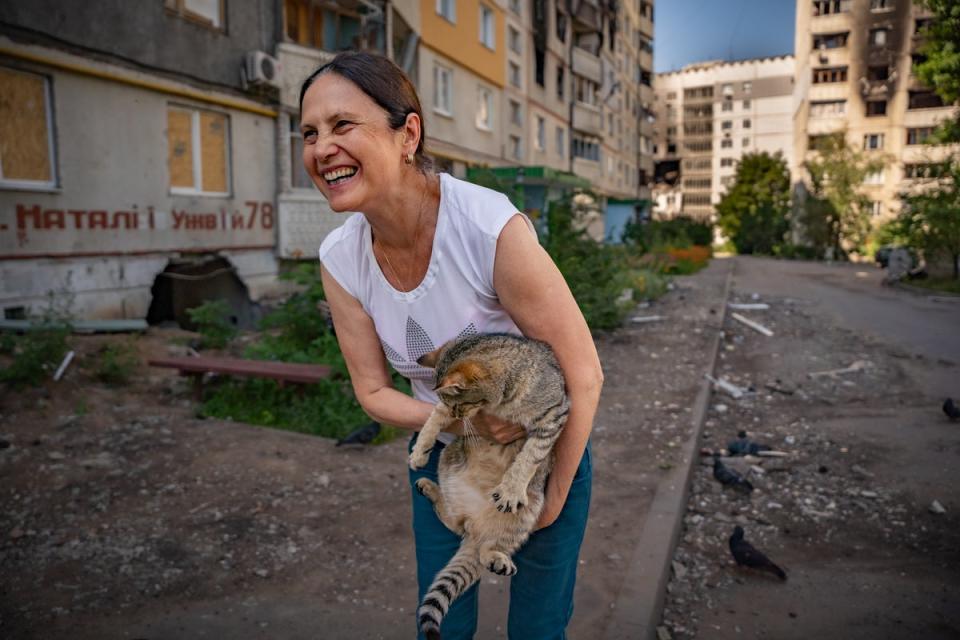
[243,51,282,89]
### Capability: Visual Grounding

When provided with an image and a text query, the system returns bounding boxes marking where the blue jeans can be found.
[408,435,593,640]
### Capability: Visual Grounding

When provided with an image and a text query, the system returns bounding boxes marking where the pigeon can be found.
[729,525,787,580]
[713,454,754,494]
[336,421,381,447]
[727,430,772,456]
[944,398,960,421]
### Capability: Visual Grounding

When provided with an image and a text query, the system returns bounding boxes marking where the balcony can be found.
[277,43,335,109]
[570,0,602,33]
[572,46,603,84]
[572,101,603,136]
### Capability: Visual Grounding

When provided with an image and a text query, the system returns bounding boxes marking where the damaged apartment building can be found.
[0,0,406,323]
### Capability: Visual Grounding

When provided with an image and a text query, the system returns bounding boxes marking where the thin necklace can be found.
[377,176,433,291]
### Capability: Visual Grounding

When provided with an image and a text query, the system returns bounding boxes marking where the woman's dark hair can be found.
[299,51,431,171]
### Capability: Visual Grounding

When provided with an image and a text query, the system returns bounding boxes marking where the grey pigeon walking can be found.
[729,525,787,580]
[336,421,381,447]
[713,454,754,494]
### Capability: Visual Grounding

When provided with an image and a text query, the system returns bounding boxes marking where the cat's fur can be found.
[409,333,569,640]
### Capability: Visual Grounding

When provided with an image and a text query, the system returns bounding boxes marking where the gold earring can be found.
[404,152,414,165]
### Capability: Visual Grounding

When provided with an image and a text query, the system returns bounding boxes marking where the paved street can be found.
[660,256,960,640]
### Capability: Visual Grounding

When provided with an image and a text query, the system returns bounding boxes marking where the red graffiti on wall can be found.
[9,201,275,247]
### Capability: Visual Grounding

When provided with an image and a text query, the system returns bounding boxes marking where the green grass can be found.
[905,276,960,295]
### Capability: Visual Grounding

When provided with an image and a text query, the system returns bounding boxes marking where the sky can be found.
[653,0,796,73]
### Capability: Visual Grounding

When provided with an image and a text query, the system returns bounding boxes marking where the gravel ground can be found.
[659,287,960,640]
[1,261,732,640]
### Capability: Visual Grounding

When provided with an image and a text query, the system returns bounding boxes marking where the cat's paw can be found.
[481,550,517,577]
[408,447,431,470]
[491,482,526,513]
[415,478,440,502]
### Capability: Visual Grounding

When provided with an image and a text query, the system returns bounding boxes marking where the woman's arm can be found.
[321,265,435,430]
[494,215,604,529]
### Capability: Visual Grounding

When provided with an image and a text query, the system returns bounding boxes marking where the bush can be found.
[0,328,70,388]
[624,216,713,252]
[93,341,138,386]
[199,265,402,442]
[186,299,237,349]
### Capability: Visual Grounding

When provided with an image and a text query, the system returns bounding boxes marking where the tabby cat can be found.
[408,333,569,640]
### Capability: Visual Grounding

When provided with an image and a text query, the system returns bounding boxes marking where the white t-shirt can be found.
[319,173,532,438]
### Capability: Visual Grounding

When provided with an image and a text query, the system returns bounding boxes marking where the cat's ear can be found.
[417,341,451,368]
[434,370,466,392]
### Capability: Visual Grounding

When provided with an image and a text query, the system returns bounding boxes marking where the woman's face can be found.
[300,72,408,213]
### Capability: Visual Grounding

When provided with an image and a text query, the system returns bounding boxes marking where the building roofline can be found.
[655,53,794,77]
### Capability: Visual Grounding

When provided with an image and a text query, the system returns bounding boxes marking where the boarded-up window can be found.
[167,106,230,195]
[0,67,56,189]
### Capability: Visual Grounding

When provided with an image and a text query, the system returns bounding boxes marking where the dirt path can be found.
[0,261,730,640]
[659,258,960,639]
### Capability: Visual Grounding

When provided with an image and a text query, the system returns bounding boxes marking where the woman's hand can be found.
[466,411,526,444]
[534,474,565,530]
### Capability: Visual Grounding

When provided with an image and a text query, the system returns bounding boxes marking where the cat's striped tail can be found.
[418,542,481,640]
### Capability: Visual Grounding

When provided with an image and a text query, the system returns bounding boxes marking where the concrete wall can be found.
[0,43,278,318]
[0,0,276,91]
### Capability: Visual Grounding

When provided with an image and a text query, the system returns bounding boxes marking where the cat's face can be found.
[418,342,491,417]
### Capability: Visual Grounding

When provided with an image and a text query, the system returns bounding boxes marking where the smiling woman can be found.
[299,51,602,640]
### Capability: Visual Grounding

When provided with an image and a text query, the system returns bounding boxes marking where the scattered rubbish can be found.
[764,382,795,396]
[705,374,748,399]
[671,560,688,580]
[851,464,874,478]
[943,398,960,421]
[860,490,879,499]
[731,313,774,337]
[52,350,76,382]
[631,315,664,324]
[728,302,770,311]
[808,360,873,379]
[784,435,796,445]
[713,403,729,414]
[929,500,946,515]
[657,626,673,640]
[713,454,754,494]
[750,293,760,301]
[754,450,789,458]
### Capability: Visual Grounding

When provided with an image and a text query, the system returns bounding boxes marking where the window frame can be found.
[508,25,522,54]
[479,4,495,49]
[436,0,456,23]
[476,86,493,131]
[165,0,225,31]
[433,64,453,117]
[863,133,884,150]
[167,104,232,197]
[535,115,546,151]
[0,66,58,192]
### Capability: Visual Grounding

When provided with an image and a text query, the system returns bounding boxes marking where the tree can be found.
[715,152,790,255]
[800,132,887,258]
[897,159,960,279]
[915,0,960,142]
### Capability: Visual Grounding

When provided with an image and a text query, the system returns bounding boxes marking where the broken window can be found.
[535,116,546,150]
[283,0,373,52]
[867,65,890,81]
[0,66,56,190]
[812,0,849,16]
[809,100,846,117]
[865,100,887,116]
[556,8,567,42]
[813,32,848,48]
[908,91,944,109]
[743,119,751,129]
[720,157,735,167]
[557,66,565,100]
[167,105,230,195]
[556,126,565,156]
[509,99,522,126]
[509,134,522,160]
[870,0,892,10]
[534,48,545,87]
[722,100,733,112]
[870,28,888,47]
[812,66,848,83]
[903,163,943,179]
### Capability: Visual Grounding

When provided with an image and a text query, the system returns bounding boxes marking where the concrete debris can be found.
[728,303,770,310]
[631,315,664,324]
[808,360,873,379]
[657,625,673,640]
[730,313,774,337]
[929,500,946,515]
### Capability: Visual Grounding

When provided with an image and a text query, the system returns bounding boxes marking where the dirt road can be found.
[660,257,960,640]
[0,262,731,639]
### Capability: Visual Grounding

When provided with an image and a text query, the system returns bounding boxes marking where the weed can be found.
[186,299,237,349]
[0,328,70,388]
[93,342,139,386]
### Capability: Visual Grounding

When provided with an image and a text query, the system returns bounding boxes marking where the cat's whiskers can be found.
[461,416,481,444]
